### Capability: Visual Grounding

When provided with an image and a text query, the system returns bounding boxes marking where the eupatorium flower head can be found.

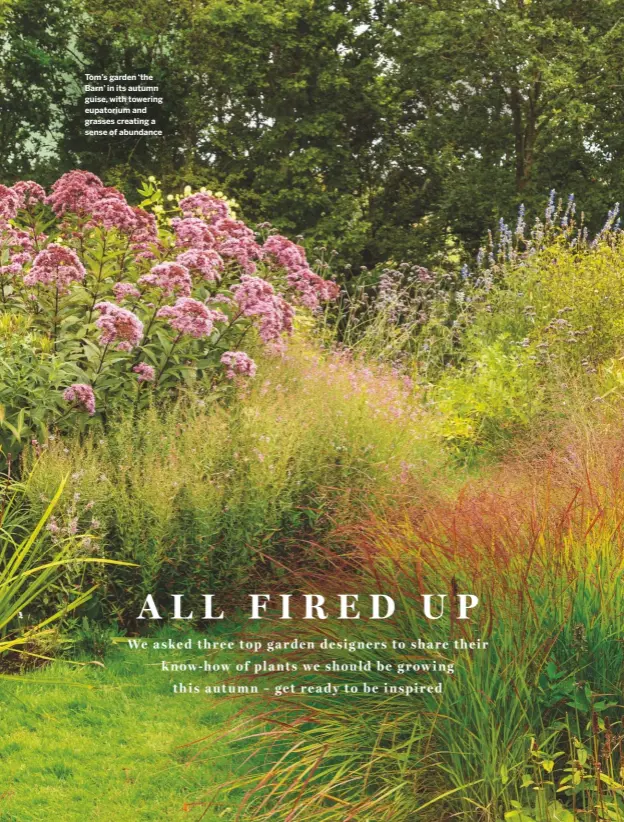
[231,274,295,341]
[176,249,223,281]
[46,170,105,216]
[89,196,138,233]
[138,262,192,298]
[63,384,96,415]
[157,297,224,338]
[11,181,46,209]
[214,218,262,274]
[221,351,257,379]
[23,244,86,292]
[113,281,141,302]
[179,193,230,224]
[133,362,156,382]
[0,185,20,222]
[172,217,216,249]
[94,301,143,351]
[264,234,338,309]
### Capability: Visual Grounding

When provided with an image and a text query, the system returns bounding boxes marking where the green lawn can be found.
[0,630,249,821]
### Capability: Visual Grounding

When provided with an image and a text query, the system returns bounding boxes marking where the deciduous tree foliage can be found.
[1,0,624,269]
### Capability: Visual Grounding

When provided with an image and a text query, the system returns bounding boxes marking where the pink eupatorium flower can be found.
[63,383,96,415]
[179,193,230,224]
[113,281,141,302]
[88,196,138,233]
[231,274,295,342]
[23,244,86,292]
[176,249,223,281]
[130,207,158,256]
[46,170,105,216]
[133,362,156,382]
[221,351,257,379]
[286,268,340,310]
[172,217,216,249]
[0,185,20,222]
[263,234,308,271]
[263,234,339,309]
[213,218,262,274]
[94,301,144,351]
[157,298,225,338]
[138,262,192,298]
[11,181,46,209]
[0,227,38,277]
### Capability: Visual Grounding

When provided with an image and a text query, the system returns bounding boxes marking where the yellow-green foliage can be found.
[433,340,545,451]
[22,342,443,622]
[428,236,624,454]
[493,237,624,364]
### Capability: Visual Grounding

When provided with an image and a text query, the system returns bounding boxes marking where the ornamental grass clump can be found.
[0,473,129,662]
[0,172,338,460]
[21,341,443,623]
[220,414,624,821]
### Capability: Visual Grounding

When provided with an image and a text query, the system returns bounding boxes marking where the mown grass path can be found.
[0,630,248,821]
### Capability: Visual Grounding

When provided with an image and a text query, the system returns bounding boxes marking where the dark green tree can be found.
[0,0,80,182]
[385,0,624,256]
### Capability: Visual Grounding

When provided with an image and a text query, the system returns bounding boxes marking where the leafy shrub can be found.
[0,173,338,461]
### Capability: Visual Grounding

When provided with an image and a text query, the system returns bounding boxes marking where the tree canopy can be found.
[1,0,623,270]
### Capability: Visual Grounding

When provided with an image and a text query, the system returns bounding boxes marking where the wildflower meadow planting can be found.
[5,0,624,818]
[2,162,624,822]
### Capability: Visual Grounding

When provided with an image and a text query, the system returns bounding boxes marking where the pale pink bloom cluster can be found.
[263,234,339,310]
[220,350,257,379]
[138,262,192,297]
[129,207,158,252]
[286,267,340,309]
[263,233,308,270]
[179,193,230,223]
[63,383,96,415]
[231,274,295,342]
[213,218,262,274]
[133,362,156,382]
[173,215,262,274]
[46,172,159,253]
[157,297,226,338]
[0,227,38,277]
[173,217,216,249]
[88,195,138,233]
[23,244,86,292]
[46,170,106,216]
[0,185,20,222]
[113,281,141,302]
[94,301,144,351]
[176,249,223,281]
[11,181,46,209]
